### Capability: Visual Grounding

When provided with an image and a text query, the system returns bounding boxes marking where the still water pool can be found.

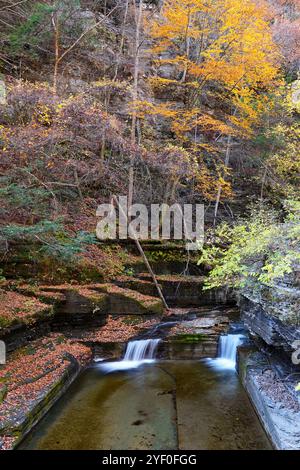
[19,360,272,450]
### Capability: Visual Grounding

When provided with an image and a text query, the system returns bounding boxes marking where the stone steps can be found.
[115,273,235,307]
[0,289,54,351]
[114,276,158,297]
[1,283,164,351]
[89,283,163,315]
[31,283,164,316]
[124,260,202,276]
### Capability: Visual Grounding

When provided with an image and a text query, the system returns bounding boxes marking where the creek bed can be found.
[19,360,272,450]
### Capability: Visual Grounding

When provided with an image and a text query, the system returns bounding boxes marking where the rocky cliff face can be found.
[239,267,300,352]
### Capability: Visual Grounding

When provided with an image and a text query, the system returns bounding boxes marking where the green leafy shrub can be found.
[199,201,300,290]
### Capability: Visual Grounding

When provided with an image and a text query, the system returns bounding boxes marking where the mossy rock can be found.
[170,333,207,344]
[16,286,66,306]
[0,289,54,332]
[120,315,151,326]
[91,283,164,315]
[115,277,158,297]
[54,288,109,318]
[0,316,11,329]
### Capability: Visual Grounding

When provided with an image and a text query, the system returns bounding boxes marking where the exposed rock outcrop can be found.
[239,269,300,351]
[0,334,91,450]
[116,273,235,307]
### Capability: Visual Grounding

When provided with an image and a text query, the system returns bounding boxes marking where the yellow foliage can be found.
[142,0,281,202]
[194,160,234,201]
[129,100,178,119]
[148,0,279,141]
[92,79,130,91]
[35,105,52,126]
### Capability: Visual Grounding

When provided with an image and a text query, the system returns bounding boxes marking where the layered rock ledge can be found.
[239,269,300,351]
[0,334,91,450]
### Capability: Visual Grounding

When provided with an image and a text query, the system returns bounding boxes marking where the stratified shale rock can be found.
[240,268,300,351]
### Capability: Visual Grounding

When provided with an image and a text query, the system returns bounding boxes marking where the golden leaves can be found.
[129,100,178,119]
[148,0,279,141]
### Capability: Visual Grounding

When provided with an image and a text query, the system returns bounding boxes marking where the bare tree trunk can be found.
[181,9,191,83]
[113,0,130,81]
[100,133,106,161]
[213,134,232,227]
[156,178,179,235]
[97,0,130,161]
[260,166,268,202]
[113,195,169,309]
[51,12,59,94]
[73,167,83,201]
[128,0,143,209]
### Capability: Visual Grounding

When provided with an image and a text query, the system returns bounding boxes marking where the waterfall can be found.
[205,333,244,370]
[124,339,160,361]
[99,339,160,373]
[218,334,244,368]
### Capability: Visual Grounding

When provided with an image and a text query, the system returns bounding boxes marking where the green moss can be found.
[171,333,207,343]
[23,345,36,356]
[147,250,184,263]
[55,335,66,345]
[77,265,104,282]
[0,316,10,328]
[121,316,147,326]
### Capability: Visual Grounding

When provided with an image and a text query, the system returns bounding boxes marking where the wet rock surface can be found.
[152,306,239,360]
[237,266,300,449]
[1,265,298,450]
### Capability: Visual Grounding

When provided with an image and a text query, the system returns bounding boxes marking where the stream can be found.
[19,336,272,450]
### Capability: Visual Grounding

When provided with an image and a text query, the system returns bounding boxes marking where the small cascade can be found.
[218,334,244,366]
[99,339,160,373]
[124,339,160,361]
[205,333,244,370]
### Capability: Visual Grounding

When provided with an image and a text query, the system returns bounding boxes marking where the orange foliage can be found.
[141,0,280,200]
[146,0,279,140]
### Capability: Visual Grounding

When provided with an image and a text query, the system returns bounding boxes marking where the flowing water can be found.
[205,333,244,370]
[100,339,161,373]
[219,334,244,365]
[19,347,272,450]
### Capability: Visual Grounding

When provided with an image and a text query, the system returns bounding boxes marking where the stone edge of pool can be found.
[2,343,300,450]
[0,353,89,450]
[238,346,300,450]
